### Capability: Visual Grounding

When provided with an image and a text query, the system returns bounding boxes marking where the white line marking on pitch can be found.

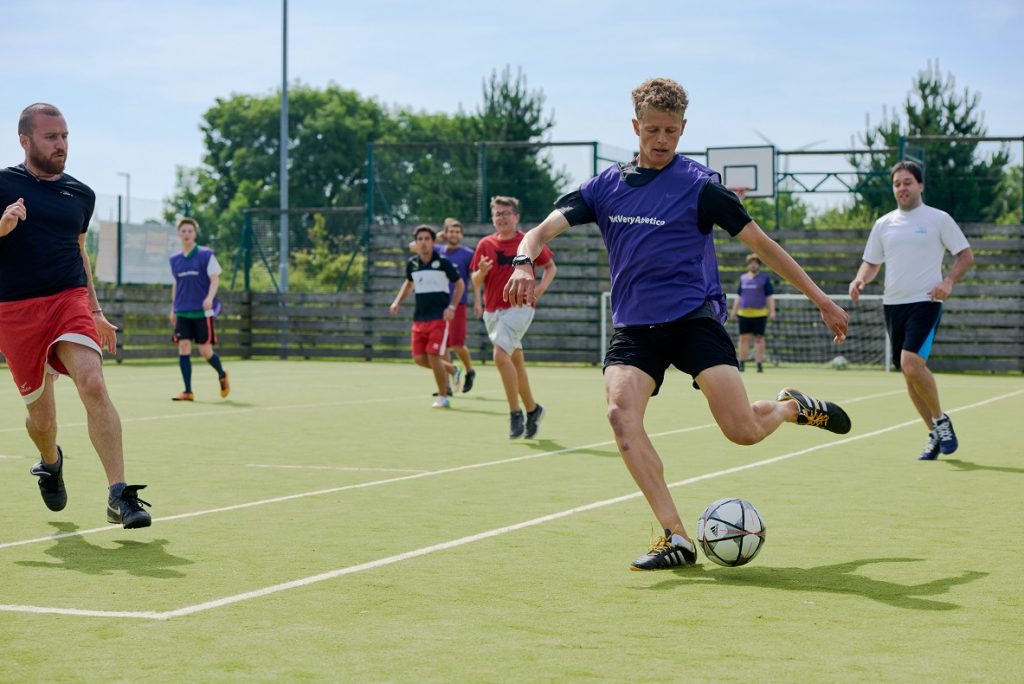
[245,464,429,474]
[2,388,1018,620]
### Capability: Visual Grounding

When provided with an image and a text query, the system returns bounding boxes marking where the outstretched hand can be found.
[820,299,849,344]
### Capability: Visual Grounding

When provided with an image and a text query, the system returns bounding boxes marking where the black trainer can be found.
[30,446,67,512]
[777,387,851,435]
[525,404,545,439]
[462,369,476,393]
[509,410,525,439]
[918,431,940,461]
[107,484,153,529]
[629,530,698,571]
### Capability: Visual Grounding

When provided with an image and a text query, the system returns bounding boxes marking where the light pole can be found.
[117,171,131,224]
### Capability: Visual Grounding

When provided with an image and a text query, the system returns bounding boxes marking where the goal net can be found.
[600,292,890,370]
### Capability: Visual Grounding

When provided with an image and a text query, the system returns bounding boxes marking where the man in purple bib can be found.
[505,77,851,571]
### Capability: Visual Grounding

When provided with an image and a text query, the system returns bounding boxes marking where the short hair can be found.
[18,103,63,136]
[177,217,200,233]
[891,160,923,183]
[413,224,436,240]
[745,253,761,264]
[631,78,689,120]
[442,217,463,230]
[489,196,520,213]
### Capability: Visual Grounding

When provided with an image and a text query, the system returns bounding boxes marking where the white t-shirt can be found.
[863,204,970,305]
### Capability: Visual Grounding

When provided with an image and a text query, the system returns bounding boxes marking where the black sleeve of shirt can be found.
[554,190,596,226]
[697,181,752,236]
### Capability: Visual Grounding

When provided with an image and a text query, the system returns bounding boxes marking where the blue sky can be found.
[3,0,1021,219]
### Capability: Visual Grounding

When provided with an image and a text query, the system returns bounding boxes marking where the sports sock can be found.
[108,482,126,500]
[670,533,695,552]
[40,453,61,474]
[179,355,192,392]
[207,353,225,378]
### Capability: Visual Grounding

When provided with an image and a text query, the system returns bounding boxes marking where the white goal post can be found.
[600,292,891,370]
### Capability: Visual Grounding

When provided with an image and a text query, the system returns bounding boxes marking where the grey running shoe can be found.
[525,404,545,439]
[509,410,525,439]
[30,446,67,512]
[629,530,697,571]
[107,484,152,529]
[777,387,852,434]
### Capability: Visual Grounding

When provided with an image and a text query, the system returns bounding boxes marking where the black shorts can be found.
[173,315,218,345]
[883,301,942,369]
[737,315,768,336]
[604,315,739,395]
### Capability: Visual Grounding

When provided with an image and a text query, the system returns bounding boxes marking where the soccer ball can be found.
[696,498,766,567]
[830,355,849,370]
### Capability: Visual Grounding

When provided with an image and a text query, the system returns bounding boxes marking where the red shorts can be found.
[0,287,102,403]
[447,304,468,347]
[411,319,449,357]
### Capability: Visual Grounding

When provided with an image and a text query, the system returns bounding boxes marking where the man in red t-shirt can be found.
[470,196,557,438]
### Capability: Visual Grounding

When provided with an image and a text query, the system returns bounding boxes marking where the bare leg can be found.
[737,333,751,365]
[493,345,520,412]
[754,336,766,364]
[697,365,797,445]
[427,353,449,396]
[900,351,942,428]
[510,348,536,413]
[55,342,125,485]
[25,374,60,465]
[451,345,474,373]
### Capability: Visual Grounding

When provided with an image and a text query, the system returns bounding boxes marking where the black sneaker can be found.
[107,484,152,529]
[509,410,525,439]
[462,369,476,393]
[30,446,67,512]
[933,414,958,454]
[777,387,851,435]
[525,404,545,439]
[738,361,745,372]
[918,430,940,460]
[629,530,697,571]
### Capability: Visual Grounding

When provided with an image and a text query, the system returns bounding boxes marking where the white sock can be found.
[670,533,694,552]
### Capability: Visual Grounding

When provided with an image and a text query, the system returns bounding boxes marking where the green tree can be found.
[741,193,810,230]
[851,60,1010,221]
[991,165,1023,224]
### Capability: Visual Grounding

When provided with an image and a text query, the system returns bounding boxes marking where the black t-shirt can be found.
[0,164,95,301]
[556,161,752,236]
[405,251,461,322]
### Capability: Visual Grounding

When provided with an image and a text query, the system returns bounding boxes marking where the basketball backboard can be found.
[706,145,776,198]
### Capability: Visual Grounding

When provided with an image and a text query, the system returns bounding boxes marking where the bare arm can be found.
[170,279,177,323]
[848,261,882,301]
[504,210,571,306]
[389,280,415,315]
[736,221,848,343]
[203,272,220,311]
[80,233,118,354]
[1,198,26,237]
[445,278,465,321]
[930,247,974,301]
[533,259,557,300]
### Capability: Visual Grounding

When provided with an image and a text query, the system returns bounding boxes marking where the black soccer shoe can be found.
[462,369,476,394]
[525,404,545,439]
[918,431,940,461]
[107,484,153,529]
[30,446,67,512]
[509,410,525,439]
[777,387,851,435]
[629,530,697,571]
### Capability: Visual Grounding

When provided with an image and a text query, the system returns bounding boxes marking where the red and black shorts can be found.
[173,315,218,345]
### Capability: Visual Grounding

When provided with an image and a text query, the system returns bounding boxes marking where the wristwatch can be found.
[511,254,533,267]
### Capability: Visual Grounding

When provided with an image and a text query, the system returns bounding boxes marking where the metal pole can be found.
[117,172,130,223]
[116,195,123,286]
[279,0,290,292]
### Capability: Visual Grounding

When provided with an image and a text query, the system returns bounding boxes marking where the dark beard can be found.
[27,148,66,177]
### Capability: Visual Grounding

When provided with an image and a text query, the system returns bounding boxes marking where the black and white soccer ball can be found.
[696,498,766,567]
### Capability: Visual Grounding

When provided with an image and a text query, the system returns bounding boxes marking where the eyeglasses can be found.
[491,210,516,218]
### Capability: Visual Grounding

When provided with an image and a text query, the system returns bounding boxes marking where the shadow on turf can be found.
[641,557,987,611]
[15,522,193,579]
[521,438,619,459]
[942,459,1024,475]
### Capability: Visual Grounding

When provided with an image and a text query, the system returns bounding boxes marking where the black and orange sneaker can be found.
[172,392,194,402]
[219,372,231,399]
[107,484,152,529]
[777,387,851,435]
[629,530,697,571]
[30,446,67,512]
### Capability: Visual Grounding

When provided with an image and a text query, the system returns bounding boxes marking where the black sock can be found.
[179,355,192,392]
[207,353,225,378]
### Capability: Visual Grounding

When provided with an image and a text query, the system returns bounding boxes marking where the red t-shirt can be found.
[470,231,554,313]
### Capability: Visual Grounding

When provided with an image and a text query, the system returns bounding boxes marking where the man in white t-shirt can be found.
[849,161,974,460]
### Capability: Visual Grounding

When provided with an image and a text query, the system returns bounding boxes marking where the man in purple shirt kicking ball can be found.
[504,77,851,571]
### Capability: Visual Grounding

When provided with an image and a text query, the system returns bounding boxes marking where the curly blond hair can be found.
[631,78,689,120]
